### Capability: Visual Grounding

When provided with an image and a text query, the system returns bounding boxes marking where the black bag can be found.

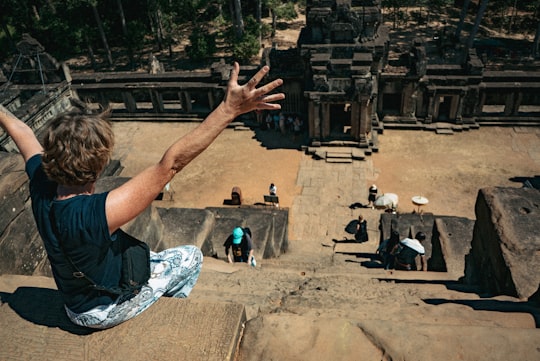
[60,229,151,297]
[114,230,151,295]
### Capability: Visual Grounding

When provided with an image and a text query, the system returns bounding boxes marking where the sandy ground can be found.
[112,122,304,210]
[112,123,540,221]
[370,127,540,219]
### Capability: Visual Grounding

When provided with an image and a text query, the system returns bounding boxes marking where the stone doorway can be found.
[329,103,352,139]
[382,93,401,116]
[437,95,453,121]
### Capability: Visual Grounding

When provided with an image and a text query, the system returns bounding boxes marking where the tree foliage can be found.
[2,0,540,68]
[0,0,325,67]
[186,27,217,61]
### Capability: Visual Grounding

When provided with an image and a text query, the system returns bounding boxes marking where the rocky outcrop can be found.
[464,187,540,302]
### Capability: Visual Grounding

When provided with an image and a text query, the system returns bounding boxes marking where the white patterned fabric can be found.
[65,245,203,329]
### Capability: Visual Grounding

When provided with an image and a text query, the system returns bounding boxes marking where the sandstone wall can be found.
[464,187,540,302]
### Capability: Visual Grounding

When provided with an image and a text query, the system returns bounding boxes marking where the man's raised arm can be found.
[105,62,285,233]
[0,105,43,161]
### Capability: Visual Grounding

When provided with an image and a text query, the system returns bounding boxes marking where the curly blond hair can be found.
[42,110,114,186]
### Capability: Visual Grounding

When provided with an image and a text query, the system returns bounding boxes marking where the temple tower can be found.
[298,0,388,147]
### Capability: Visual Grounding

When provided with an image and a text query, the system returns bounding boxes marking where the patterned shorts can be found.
[65,245,203,329]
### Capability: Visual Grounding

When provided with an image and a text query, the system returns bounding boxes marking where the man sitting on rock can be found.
[393,232,427,271]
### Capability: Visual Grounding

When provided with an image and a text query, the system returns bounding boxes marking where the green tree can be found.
[186,27,216,61]
[266,0,297,37]
[232,31,259,61]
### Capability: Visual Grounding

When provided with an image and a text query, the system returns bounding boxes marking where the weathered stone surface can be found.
[240,314,383,361]
[0,201,46,276]
[206,206,289,260]
[358,319,539,361]
[0,152,28,231]
[0,275,245,361]
[0,153,48,276]
[465,187,540,301]
[432,216,475,277]
[157,207,216,253]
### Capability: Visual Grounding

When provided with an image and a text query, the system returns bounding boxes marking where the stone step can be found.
[326,151,352,158]
[0,274,245,361]
[326,157,353,163]
[436,128,454,135]
[325,151,353,163]
[193,259,539,331]
[351,148,365,160]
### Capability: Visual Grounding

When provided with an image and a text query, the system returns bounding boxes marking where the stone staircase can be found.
[1,251,539,361]
[191,254,540,361]
[304,146,367,163]
[1,141,539,360]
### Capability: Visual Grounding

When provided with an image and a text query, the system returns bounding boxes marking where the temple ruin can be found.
[3,2,540,157]
[0,1,539,313]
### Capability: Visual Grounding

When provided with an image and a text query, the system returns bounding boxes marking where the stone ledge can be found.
[0,275,245,361]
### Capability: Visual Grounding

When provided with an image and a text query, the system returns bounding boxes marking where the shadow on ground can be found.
[1,287,97,335]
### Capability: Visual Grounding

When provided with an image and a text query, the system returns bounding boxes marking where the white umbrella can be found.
[374,193,399,208]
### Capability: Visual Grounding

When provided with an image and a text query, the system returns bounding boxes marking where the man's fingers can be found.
[252,78,284,99]
[229,62,240,85]
[259,93,286,103]
[246,65,271,89]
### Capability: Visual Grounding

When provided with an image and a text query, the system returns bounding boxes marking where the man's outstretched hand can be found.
[222,62,285,118]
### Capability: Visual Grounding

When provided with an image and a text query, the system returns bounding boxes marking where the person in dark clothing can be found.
[224,227,254,265]
[367,184,378,208]
[354,215,369,243]
[333,215,368,244]
[0,62,284,329]
[394,232,428,271]
[377,230,400,269]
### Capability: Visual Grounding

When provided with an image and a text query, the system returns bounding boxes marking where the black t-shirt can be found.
[26,154,122,313]
[223,231,253,262]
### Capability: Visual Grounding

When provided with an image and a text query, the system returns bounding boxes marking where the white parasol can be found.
[374,193,399,208]
[411,196,429,205]
[412,196,429,213]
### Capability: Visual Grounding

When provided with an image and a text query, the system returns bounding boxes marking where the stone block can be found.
[0,275,245,361]
[206,207,288,260]
[431,216,474,277]
[157,207,216,254]
[465,187,540,301]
